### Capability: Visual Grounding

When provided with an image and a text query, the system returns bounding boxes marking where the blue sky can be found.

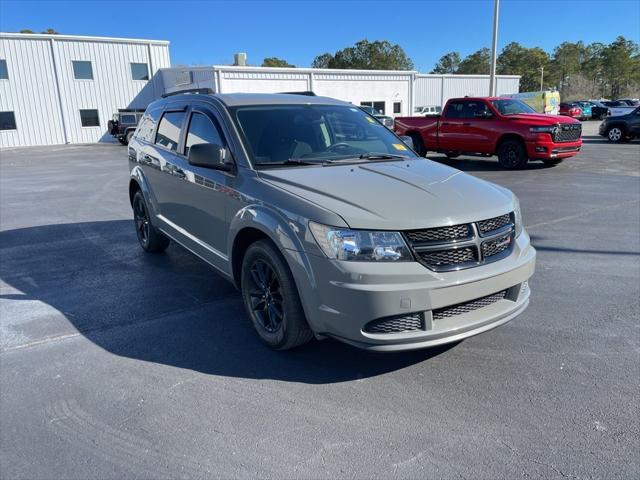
[1,0,639,71]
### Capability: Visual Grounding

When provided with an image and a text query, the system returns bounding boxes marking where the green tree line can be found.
[432,37,640,99]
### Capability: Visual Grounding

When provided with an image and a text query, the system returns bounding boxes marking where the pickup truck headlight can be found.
[309,222,412,262]
[529,125,556,133]
[513,195,523,237]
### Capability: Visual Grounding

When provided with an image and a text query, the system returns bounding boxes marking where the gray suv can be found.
[128,92,536,351]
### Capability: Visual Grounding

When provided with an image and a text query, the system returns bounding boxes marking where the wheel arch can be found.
[495,133,526,154]
[227,205,318,293]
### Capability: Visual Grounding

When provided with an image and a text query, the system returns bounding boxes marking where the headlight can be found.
[513,195,523,237]
[309,222,412,262]
[529,125,556,133]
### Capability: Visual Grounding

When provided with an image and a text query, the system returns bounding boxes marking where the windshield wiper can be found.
[358,152,407,160]
[255,158,325,167]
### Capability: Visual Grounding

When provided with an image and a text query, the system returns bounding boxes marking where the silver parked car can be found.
[128,91,535,351]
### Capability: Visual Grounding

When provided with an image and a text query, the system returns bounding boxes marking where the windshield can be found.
[491,99,537,115]
[233,104,417,166]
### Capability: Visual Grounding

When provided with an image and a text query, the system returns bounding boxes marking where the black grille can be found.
[405,224,471,243]
[552,123,581,143]
[417,247,476,267]
[405,213,515,271]
[481,233,512,258]
[477,214,511,234]
[364,313,424,334]
[433,290,507,320]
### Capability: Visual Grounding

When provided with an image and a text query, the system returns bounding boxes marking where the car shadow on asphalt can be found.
[0,220,454,384]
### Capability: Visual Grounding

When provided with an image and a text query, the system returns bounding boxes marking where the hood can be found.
[506,113,579,125]
[259,160,514,230]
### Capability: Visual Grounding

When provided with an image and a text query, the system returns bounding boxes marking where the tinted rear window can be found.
[135,108,161,142]
[155,111,186,151]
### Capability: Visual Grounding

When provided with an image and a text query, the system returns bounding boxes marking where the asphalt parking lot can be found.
[1,124,639,479]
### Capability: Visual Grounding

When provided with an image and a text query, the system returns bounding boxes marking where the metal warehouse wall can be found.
[0,33,170,148]
[162,66,415,117]
[414,75,520,108]
[161,66,520,118]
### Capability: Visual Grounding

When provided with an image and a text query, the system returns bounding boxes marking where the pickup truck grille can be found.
[552,123,581,143]
[404,213,515,272]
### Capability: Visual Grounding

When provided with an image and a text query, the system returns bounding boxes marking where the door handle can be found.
[442,122,453,126]
[462,122,471,126]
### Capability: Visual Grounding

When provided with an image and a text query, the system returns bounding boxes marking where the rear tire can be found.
[132,191,170,253]
[497,139,528,169]
[409,133,426,157]
[607,126,625,143]
[241,240,313,350]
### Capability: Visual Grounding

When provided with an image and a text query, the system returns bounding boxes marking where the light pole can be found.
[489,0,500,96]
[540,66,544,91]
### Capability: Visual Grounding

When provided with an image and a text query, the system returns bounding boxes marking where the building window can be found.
[73,61,93,80]
[80,109,100,127]
[130,63,149,81]
[0,111,17,130]
[0,60,8,80]
[393,102,402,114]
[360,101,386,115]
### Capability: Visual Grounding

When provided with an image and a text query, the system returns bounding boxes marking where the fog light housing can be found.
[535,146,547,153]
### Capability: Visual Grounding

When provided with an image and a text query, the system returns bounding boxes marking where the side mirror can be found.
[188,143,234,171]
[474,111,493,118]
[399,135,414,150]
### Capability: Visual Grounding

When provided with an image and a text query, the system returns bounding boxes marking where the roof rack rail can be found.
[161,88,215,98]
[279,91,317,96]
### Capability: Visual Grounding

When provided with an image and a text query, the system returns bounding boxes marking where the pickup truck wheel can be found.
[409,133,426,157]
[241,240,313,350]
[497,140,528,169]
[132,191,170,253]
[607,126,624,143]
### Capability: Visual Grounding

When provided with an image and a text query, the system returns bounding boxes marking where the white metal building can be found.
[0,32,170,148]
[0,33,520,148]
[160,66,520,118]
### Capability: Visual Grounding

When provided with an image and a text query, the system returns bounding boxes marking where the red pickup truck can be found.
[394,97,582,169]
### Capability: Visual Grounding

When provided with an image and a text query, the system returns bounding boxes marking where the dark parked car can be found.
[599,106,640,142]
[582,100,610,120]
[108,109,144,145]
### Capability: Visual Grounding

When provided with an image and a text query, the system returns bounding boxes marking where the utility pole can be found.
[489,0,500,96]
[540,66,544,91]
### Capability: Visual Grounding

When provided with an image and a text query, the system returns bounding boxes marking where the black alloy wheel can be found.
[247,259,284,333]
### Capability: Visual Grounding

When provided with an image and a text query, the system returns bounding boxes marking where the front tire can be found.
[607,126,624,143]
[132,191,170,253]
[241,240,313,350]
[497,139,528,169]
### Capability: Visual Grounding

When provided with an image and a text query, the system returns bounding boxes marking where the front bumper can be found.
[297,232,536,351]
[526,138,582,159]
